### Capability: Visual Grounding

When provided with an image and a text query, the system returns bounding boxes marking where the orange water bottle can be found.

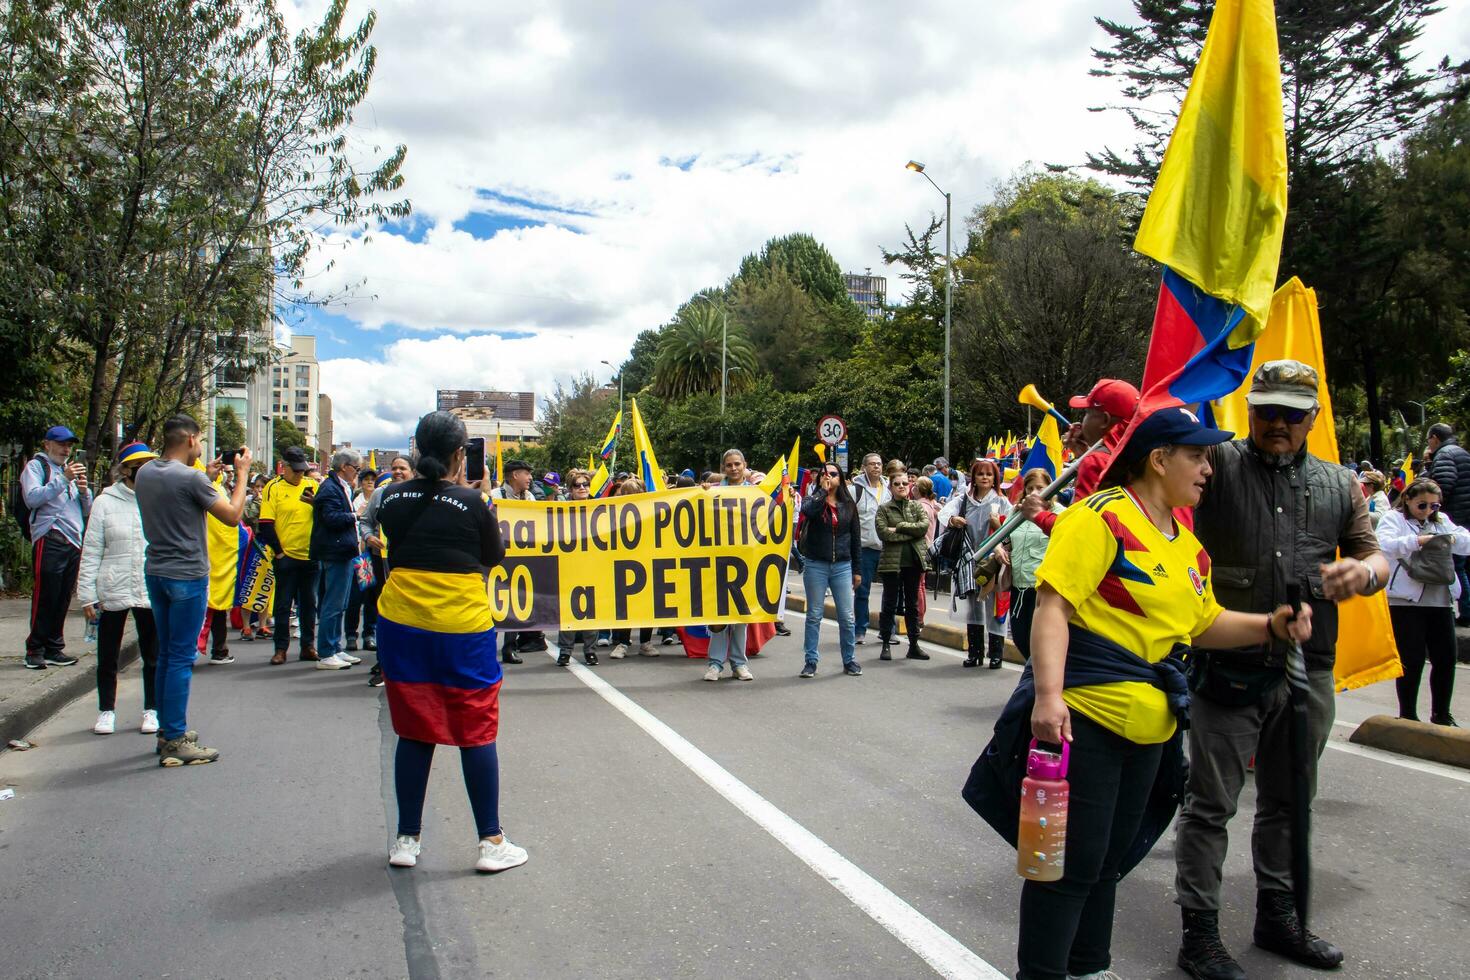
[1016,739,1069,882]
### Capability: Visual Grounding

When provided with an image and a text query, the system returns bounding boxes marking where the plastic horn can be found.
[1018,384,1073,429]
[971,437,1107,574]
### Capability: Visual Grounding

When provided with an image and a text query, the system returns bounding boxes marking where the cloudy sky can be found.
[283,0,1470,448]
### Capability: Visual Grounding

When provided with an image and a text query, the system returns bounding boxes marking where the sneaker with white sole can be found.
[158,734,219,766]
[608,643,628,659]
[388,835,421,868]
[703,664,721,681]
[315,655,352,670]
[637,642,659,657]
[734,665,753,681]
[475,836,528,873]
[339,652,363,665]
[93,710,116,734]
[140,710,159,734]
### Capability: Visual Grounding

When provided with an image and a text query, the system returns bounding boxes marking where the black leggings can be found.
[879,565,922,641]
[1389,604,1458,720]
[395,738,501,838]
[96,607,157,711]
[1016,713,1164,979]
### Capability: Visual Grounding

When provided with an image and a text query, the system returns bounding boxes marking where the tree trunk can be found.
[1362,345,1383,466]
[81,315,117,468]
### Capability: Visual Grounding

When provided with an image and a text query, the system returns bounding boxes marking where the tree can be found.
[734,233,849,306]
[725,266,864,392]
[652,303,758,400]
[618,328,662,394]
[0,0,408,462]
[214,405,246,456]
[273,417,310,463]
[880,216,947,330]
[538,374,619,472]
[953,171,1155,431]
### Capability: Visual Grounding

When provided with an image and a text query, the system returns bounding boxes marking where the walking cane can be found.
[1283,584,1313,927]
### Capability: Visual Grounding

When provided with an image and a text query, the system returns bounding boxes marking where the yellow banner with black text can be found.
[488,486,792,631]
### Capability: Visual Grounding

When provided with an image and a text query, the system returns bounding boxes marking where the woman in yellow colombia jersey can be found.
[1015,407,1312,980]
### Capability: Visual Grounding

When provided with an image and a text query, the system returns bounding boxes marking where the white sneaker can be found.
[703,664,721,682]
[596,636,610,648]
[637,642,659,657]
[316,655,352,670]
[609,643,628,659]
[140,709,159,734]
[388,835,421,868]
[475,836,528,873]
[93,710,116,735]
[339,652,363,665]
[734,664,753,681]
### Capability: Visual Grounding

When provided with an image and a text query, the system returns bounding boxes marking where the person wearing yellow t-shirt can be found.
[1014,407,1313,980]
[257,447,320,665]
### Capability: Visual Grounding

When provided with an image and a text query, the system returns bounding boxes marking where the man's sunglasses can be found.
[1254,404,1311,424]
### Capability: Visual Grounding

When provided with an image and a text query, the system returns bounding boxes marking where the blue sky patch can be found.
[452,211,547,239]
[659,154,699,171]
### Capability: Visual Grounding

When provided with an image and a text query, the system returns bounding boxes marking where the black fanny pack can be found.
[1187,650,1283,707]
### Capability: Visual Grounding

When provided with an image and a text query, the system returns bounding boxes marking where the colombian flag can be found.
[377,568,502,746]
[589,461,614,498]
[598,411,622,460]
[1010,415,1066,504]
[629,398,663,491]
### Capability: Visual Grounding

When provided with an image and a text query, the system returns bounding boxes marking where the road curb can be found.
[0,638,139,748]
[1349,714,1470,770]
[784,594,1024,664]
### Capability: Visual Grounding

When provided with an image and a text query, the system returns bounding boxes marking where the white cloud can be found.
[289,0,1470,445]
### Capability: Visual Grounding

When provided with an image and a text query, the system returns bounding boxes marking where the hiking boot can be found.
[158,734,219,767]
[1178,908,1246,980]
[1253,890,1343,970]
[156,730,198,755]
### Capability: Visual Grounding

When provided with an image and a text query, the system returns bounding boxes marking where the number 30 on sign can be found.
[816,415,847,447]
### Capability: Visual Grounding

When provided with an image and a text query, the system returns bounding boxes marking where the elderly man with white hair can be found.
[311,448,364,670]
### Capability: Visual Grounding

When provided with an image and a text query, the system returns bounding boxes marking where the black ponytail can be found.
[412,411,466,482]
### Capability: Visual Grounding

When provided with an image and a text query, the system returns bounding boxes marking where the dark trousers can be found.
[611,627,653,646]
[1390,603,1458,720]
[1009,587,1038,660]
[27,530,80,657]
[878,564,921,642]
[346,553,383,639]
[272,555,318,652]
[96,607,157,711]
[1017,713,1163,979]
[203,608,229,655]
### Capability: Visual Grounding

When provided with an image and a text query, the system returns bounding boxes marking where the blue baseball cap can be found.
[1116,407,1233,466]
[44,425,78,443]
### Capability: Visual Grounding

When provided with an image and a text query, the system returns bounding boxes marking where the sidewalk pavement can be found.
[0,598,138,747]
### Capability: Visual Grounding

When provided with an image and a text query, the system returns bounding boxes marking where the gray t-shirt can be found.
[134,459,220,580]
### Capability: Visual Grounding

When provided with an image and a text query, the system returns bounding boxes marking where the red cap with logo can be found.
[1068,379,1141,420]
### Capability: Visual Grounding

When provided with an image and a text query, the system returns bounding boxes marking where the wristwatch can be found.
[1359,558,1379,594]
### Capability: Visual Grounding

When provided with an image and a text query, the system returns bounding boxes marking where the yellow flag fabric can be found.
[494,424,504,487]
[629,398,663,490]
[589,462,611,498]
[1213,277,1402,691]
[1133,0,1288,337]
[369,450,377,471]
[1402,452,1416,487]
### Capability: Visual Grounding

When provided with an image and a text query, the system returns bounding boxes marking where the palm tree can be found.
[652,303,758,400]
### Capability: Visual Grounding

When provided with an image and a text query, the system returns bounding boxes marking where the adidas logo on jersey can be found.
[1151,562,1168,578]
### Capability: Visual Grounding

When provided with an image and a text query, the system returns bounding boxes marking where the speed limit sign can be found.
[816,415,847,447]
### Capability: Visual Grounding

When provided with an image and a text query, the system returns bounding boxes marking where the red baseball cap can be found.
[1069,379,1140,420]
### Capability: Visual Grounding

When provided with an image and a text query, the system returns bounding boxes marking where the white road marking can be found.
[554,653,1007,980]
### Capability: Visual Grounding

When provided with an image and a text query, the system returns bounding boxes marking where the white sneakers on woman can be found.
[92,711,115,735]
[140,710,159,734]
[387,835,528,873]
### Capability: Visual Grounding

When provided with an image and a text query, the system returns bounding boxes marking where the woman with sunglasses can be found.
[796,463,863,677]
[556,473,599,666]
[77,443,161,735]
[875,471,931,662]
[1377,477,1470,725]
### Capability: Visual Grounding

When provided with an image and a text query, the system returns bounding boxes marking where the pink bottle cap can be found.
[1026,738,1069,779]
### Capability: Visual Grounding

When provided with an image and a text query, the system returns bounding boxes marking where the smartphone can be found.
[74,449,87,465]
[465,437,486,482]
[222,448,239,466]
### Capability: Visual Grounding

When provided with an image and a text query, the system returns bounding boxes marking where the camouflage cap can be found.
[1246,359,1319,411]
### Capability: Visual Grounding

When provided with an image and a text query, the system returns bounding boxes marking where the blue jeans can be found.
[801,558,856,666]
[853,547,881,638]
[145,574,210,741]
[707,623,748,671]
[316,558,354,658]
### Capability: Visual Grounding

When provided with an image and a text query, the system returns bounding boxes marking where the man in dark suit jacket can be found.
[311,449,364,670]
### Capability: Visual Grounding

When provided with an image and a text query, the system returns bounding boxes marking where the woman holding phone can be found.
[796,462,863,678]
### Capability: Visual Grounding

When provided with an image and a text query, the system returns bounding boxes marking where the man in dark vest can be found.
[1174,360,1389,980]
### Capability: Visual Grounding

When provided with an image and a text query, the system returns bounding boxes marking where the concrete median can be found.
[784,593,1024,665]
[1349,714,1470,770]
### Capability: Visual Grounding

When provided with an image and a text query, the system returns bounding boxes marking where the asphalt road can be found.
[1,624,1467,980]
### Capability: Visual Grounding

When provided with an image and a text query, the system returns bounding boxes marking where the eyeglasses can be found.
[1411,500,1441,512]
[572,482,589,489]
[823,470,841,478]
[1254,404,1311,424]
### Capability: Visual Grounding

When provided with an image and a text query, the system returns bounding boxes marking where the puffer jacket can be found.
[875,498,933,575]
[76,482,150,610]
[1428,437,1470,525]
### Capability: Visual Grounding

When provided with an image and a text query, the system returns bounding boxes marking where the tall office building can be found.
[271,335,321,455]
[317,392,334,461]
[206,317,273,467]
[843,272,887,320]
[436,389,536,420]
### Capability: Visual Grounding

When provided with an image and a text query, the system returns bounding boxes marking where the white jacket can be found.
[76,482,150,611]
[1375,508,1470,604]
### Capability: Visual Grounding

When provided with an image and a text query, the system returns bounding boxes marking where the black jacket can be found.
[797,493,862,565]
[1429,438,1470,525]
[309,473,360,561]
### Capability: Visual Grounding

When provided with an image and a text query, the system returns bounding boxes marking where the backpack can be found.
[9,454,52,542]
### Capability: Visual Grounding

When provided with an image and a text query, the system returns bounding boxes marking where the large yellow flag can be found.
[1213,277,1402,691]
[1134,0,1288,336]
[629,398,663,491]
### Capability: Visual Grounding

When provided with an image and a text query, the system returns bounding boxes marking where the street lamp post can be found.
[1406,400,1426,452]
[600,359,624,475]
[906,160,952,464]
